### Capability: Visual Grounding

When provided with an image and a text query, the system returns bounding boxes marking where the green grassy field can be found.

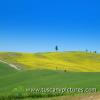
[0,63,100,99]
[0,52,100,99]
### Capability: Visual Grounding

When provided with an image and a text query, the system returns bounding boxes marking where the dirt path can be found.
[23,93,100,100]
[0,59,20,70]
[51,93,100,100]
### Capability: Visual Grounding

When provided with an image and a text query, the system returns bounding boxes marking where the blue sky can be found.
[0,0,100,52]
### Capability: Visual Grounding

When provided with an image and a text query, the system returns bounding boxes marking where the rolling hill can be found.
[0,51,100,99]
[0,51,100,72]
[0,62,100,99]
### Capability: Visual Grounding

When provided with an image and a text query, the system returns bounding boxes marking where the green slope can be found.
[0,62,17,77]
[0,62,100,99]
[0,67,100,99]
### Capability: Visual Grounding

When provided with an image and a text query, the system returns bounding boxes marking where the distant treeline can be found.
[85,49,97,53]
[55,45,97,54]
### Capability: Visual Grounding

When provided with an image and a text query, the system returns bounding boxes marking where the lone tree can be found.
[55,45,58,52]
[94,51,97,53]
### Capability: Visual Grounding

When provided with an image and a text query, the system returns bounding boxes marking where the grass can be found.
[0,62,100,99]
[0,51,100,99]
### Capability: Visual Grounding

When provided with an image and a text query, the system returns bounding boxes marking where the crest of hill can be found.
[0,51,100,72]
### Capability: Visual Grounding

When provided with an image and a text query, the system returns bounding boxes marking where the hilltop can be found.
[0,51,100,72]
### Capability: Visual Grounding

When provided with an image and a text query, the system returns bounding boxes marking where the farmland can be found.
[0,51,100,71]
[0,51,100,99]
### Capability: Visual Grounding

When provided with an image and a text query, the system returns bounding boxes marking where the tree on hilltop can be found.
[55,45,58,52]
